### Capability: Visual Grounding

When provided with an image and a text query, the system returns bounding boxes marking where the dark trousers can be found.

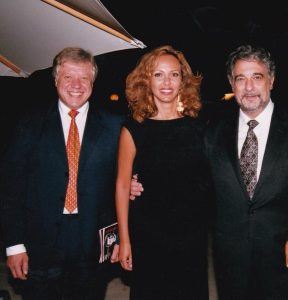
[18,215,108,300]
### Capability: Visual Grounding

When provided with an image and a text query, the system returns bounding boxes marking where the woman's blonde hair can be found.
[126,45,203,122]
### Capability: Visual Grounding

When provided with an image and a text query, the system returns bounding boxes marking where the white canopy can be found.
[0,0,146,77]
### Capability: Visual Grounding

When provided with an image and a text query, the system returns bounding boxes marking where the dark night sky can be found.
[98,0,288,105]
[2,0,288,120]
[1,0,288,154]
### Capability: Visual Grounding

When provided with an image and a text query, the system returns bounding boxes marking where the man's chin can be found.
[241,99,260,109]
[69,100,86,109]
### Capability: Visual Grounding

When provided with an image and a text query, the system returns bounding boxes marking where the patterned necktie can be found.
[64,110,80,213]
[240,120,259,199]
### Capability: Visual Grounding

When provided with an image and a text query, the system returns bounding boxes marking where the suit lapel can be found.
[223,112,249,194]
[225,116,239,171]
[253,108,288,203]
[43,103,106,173]
[78,106,104,172]
[43,102,67,167]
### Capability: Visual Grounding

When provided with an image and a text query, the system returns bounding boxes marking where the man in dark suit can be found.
[205,45,288,299]
[0,47,123,300]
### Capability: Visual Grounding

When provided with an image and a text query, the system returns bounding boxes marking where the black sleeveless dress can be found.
[124,116,210,300]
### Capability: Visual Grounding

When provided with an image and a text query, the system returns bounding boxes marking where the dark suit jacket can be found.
[205,103,288,298]
[0,100,124,267]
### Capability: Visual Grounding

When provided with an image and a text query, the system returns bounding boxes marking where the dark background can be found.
[1,1,288,292]
[1,0,288,289]
[101,0,288,104]
[1,0,288,147]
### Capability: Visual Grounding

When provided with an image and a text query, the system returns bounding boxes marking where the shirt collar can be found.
[58,100,89,116]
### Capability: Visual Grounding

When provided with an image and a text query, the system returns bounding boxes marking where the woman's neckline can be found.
[146,116,186,122]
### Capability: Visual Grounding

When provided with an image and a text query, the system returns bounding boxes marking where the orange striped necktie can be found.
[64,110,80,213]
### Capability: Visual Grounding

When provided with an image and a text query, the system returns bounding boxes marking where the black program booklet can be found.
[99,222,118,263]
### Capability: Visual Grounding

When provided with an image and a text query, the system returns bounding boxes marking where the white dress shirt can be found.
[58,100,88,145]
[7,100,89,256]
[238,100,274,180]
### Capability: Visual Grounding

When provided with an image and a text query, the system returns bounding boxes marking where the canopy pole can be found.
[0,54,22,75]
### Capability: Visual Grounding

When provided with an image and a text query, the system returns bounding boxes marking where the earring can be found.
[176,95,184,112]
